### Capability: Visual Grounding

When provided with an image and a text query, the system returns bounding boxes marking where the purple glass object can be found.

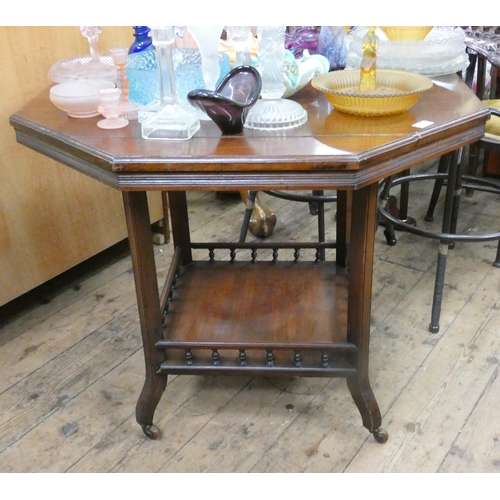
[285,26,320,58]
[187,65,262,135]
[317,26,346,71]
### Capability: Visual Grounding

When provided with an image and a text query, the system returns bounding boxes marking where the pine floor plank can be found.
[109,376,254,473]
[344,269,500,472]
[0,271,139,395]
[67,374,230,473]
[439,361,500,472]
[160,377,332,473]
[0,247,133,344]
[246,378,369,473]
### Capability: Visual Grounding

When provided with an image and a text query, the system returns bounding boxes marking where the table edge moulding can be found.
[9,73,489,444]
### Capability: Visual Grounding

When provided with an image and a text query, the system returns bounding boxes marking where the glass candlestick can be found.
[139,26,200,140]
[244,26,307,130]
[97,88,129,129]
[109,47,140,119]
[109,47,130,100]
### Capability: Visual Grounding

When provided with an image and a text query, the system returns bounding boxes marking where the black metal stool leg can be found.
[429,150,460,333]
[425,154,450,222]
[317,192,326,261]
[465,143,481,197]
[379,176,397,246]
[309,190,322,215]
[448,154,465,251]
[398,169,417,227]
[494,241,500,268]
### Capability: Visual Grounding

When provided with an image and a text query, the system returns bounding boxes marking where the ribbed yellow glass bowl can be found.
[380,26,433,41]
[311,69,433,116]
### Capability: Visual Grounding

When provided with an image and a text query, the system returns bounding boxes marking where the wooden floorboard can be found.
[1,158,499,473]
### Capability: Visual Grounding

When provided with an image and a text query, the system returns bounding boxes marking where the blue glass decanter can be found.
[129,26,153,54]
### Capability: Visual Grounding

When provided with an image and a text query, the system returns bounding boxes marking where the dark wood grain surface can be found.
[10,74,489,191]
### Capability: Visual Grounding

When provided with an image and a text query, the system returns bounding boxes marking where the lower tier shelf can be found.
[158,257,356,376]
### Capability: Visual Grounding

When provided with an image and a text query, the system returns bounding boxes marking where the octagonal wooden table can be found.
[10,74,489,443]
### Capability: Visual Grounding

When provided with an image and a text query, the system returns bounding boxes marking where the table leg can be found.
[345,182,388,443]
[335,190,351,268]
[123,191,167,439]
[168,191,193,265]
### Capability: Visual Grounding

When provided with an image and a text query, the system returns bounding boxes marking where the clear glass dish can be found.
[346,26,469,77]
[48,55,117,83]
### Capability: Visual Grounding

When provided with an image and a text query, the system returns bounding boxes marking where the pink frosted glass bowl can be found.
[49,79,115,118]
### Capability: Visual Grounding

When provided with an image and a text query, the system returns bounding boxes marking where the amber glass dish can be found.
[311,69,433,116]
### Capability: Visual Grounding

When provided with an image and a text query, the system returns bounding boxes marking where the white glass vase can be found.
[187,26,224,90]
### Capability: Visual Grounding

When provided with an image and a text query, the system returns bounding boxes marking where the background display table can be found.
[10,74,488,443]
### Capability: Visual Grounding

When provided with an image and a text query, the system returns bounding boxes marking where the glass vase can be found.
[317,26,346,71]
[187,26,224,90]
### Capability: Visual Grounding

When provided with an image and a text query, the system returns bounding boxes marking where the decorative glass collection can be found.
[48,25,449,136]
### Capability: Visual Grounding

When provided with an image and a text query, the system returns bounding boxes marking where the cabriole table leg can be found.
[123,191,168,439]
[347,183,388,443]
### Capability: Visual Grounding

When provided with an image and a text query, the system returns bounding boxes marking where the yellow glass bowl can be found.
[311,69,433,116]
[380,26,433,41]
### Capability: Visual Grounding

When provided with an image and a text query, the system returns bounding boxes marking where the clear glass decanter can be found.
[129,26,153,54]
[139,26,200,140]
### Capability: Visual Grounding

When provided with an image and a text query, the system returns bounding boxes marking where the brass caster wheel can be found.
[372,428,389,443]
[143,424,161,440]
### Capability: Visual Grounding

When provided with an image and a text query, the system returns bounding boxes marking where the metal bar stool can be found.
[378,31,500,333]
[378,149,500,333]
